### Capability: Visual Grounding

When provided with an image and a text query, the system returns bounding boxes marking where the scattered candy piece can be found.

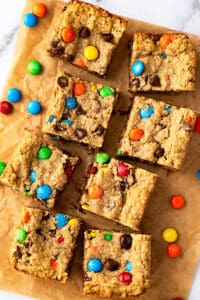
[27,100,41,115]
[197,170,200,180]
[129,128,144,141]
[161,52,167,58]
[74,57,86,67]
[62,118,73,126]
[167,243,181,258]
[14,228,27,243]
[117,162,130,177]
[86,165,98,177]
[120,234,132,249]
[118,272,132,285]
[125,261,133,272]
[50,258,57,270]
[0,101,13,114]
[139,106,154,119]
[0,162,6,175]
[194,116,200,132]
[84,46,99,61]
[68,218,79,226]
[24,13,38,27]
[162,227,178,243]
[73,82,86,96]
[65,166,73,178]
[30,170,37,183]
[131,61,144,76]
[36,184,52,200]
[62,28,76,43]
[48,115,55,123]
[81,204,89,210]
[99,86,115,98]
[57,236,64,244]
[87,258,103,272]
[104,232,112,241]
[65,97,77,110]
[104,258,119,271]
[27,60,42,75]
[7,88,22,103]
[159,33,173,50]
[95,152,110,164]
[54,213,68,228]
[88,184,103,199]
[170,194,185,209]
[90,84,96,92]
[166,106,172,113]
[37,146,52,160]
[117,149,123,156]
[32,3,48,18]
[22,211,30,224]
[89,230,97,238]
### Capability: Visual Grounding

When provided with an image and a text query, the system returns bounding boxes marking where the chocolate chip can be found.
[128,39,133,50]
[119,181,126,192]
[62,112,71,119]
[50,40,60,48]
[63,6,67,11]
[74,128,87,139]
[36,228,42,235]
[157,122,166,129]
[150,75,161,86]
[57,76,68,88]
[130,78,140,88]
[48,46,65,57]
[104,259,120,271]
[53,122,65,131]
[154,148,165,158]
[13,246,22,259]
[120,234,132,249]
[79,27,90,38]
[76,105,86,115]
[150,34,161,44]
[24,242,33,249]
[94,125,105,136]
[50,229,56,237]
[63,54,75,62]
[101,33,114,42]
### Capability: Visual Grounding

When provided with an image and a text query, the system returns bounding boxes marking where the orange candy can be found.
[32,3,48,18]
[88,184,103,199]
[159,33,173,50]
[74,57,86,67]
[129,128,144,141]
[50,258,57,270]
[170,194,185,209]
[73,82,86,96]
[186,114,193,124]
[61,28,76,43]
[22,211,30,224]
[167,243,181,258]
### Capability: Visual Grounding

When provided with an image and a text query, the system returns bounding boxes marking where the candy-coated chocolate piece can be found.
[84,46,99,61]
[104,258,119,271]
[0,162,6,175]
[14,228,27,243]
[68,218,79,226]
[194,116,200,132]
[32,3,48,18]
[87,165,98,177]
[27,100,41,115]
[139,106,154,119]
[0,101,13,114]
[62,119,73,126]
[95,152,110,164]
[159,33,173,50]
[129,128,144,141]
[36,184,52,200]
[117,149,123,156]
[117,162,130,177]
[37,146,52,160]
[54,213,68,228]
[166,106,172,113]
[88,184,103,199]
[118,271,132,285]
[65,166,73,178]
[99,86,115,98]
[27,60,42,75]
[50,258,57,270]
[30,170,37,183]
[170,194,185,209]
[161,52,167,58]
[162,227,178,243]
[57,236,64,244]
[120,234,132,249]
[73,82,86,96]
[131,61,144,76]
[24,13,38,27]
[167,243,181,258]
[48,115,55,123]
[104,232,112,241]
[7,88,22,103]
[65,97,77,110]
[125,261,132,272]
[22,211,30,224]
[87,258,103,272]
[62,28,76,42]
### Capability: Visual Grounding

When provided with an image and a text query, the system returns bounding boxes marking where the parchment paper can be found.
[0,0,200,299]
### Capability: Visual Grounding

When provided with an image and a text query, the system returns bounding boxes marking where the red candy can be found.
[57,236,64,244]
[118,272,132,285]
[86,165,97,177]
[32,3,48,18]
[117,162,130,177]
[194,116,200,132]
[167,243,181,258]
[50,258,57,270]
[23,212,30,224]
[170,194,185,209]
[62,28,76,43]
[0,101,13,114]
[65,166,73,178]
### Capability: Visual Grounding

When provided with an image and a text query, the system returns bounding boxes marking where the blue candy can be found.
[54,213,68,228]
[24,13,38,28]
[87,258,103,272]
[165,106,172,114]
[65,97,77,110]
[62,118,73,126]
[139,106,154,119]
[48,115,55,123]
[131,61,145,76]
[52,136,60,141]
[27,100,41,115]
[161,52,167,58]
[125,261,133,272]
[30,170,37,183]
[7,88,22,103]
[36,185,52,200]
[197,170,200,180]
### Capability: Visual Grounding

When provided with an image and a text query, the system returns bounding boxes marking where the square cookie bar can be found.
[80,153,157,230]
[43,72,118,148]
[83,230,151,298]
[129,33,196,91]
[119,96,197,169]
[9,207,81,283]
[0,132,78,208]
[47,0,127,76]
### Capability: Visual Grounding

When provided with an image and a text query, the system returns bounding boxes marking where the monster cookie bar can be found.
[0,132,78,208]
[119,96,197,169]
[43,72,118,148]
[9,207,81,283]
[129,32,196,91]
[47,0,127,76]
[83,230,151,298]
[80,153,157,230]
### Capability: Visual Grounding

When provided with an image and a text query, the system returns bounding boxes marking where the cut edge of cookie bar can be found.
[129,32,196,92]
[0,131,78,208]
[42,71,119,148]
[83,229,151,298]
[118,95,197,170]
[47,0,127,76]
[9,207,81,283]
[80,154,158,231]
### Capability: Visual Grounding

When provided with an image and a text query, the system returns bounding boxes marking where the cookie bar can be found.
[119,96,197,169]
[0,132,78,208]
[47,0,127,76]
[83,230,151,298]
[80,153,157,230]
[129,33,196,91]
[43,72,118,148]
[9,207,81,283]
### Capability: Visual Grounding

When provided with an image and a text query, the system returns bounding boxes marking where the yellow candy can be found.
[162,227,178,243]
[90,84,96,92]
[82,204,89,211]
[90,230,97,238]
[83,46,99,61]
[101,167,108,173]
[68,218,79,226]
[128,216,132,223]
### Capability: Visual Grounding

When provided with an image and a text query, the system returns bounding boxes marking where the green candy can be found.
[117,149,123,156]
[104,232,112,241]
[14,228,27,243]
[0,161,6,175]
[95,152,110,164]
[27,60,42,75]
[99,86,115,98]
[37,146,52,160]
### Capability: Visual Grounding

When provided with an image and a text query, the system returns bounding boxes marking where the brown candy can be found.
[120,234,132,249]
[79,27,90,38]
[154,147,165,158]
[150,34,161,44]
[104,258,120,271]
[76,105,86,115]
[57,76,68,88]
[13,246,22,259]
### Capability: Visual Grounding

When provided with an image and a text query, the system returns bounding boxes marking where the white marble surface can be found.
[0,0,200,299]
